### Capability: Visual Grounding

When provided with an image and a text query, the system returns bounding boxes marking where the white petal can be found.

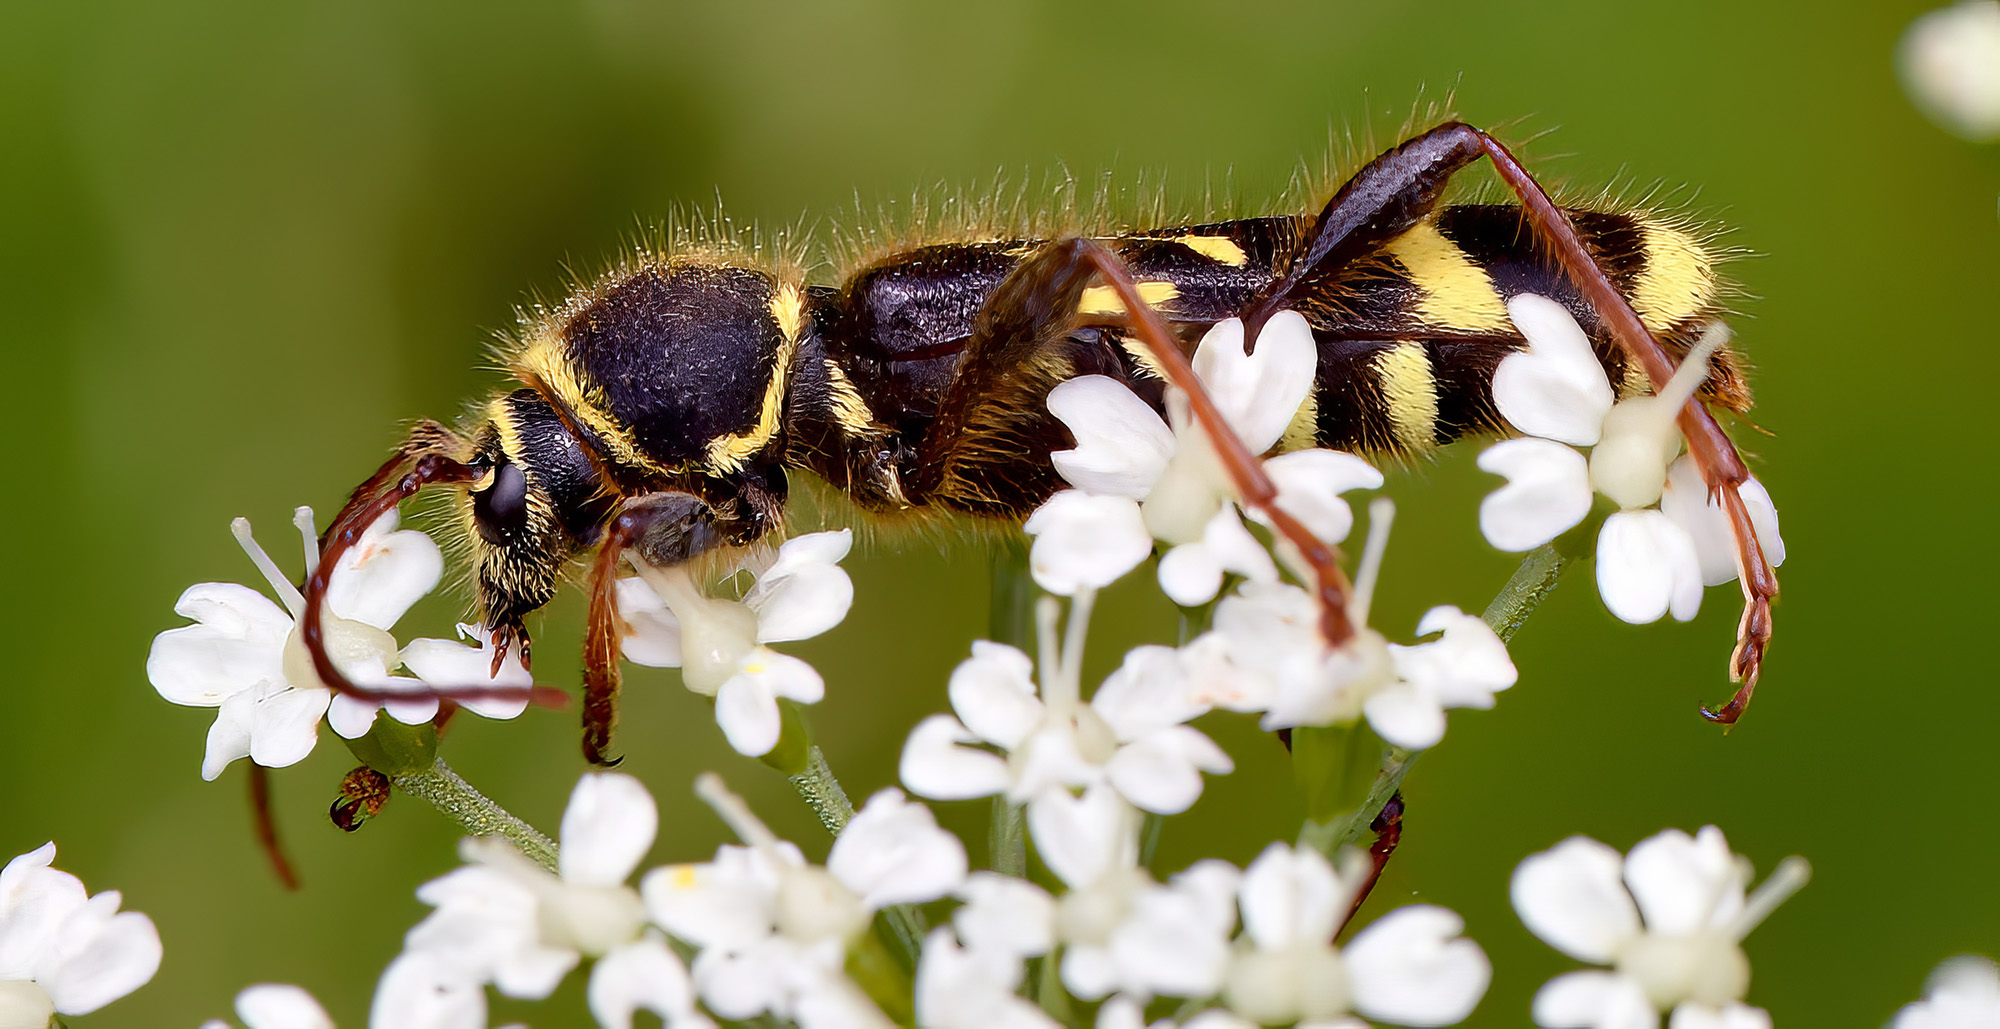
[1238,843,1345,950]
[1024,491,1153,595]
[1392,607,1518,709]
[900,715,1011,800]
[1157,541,1225,607]
[748,532,855,643]
[370,950,488,1029]
[323,510,443,631]
[1659,458,1785,587]
[1623,826,1744,936]
[1092,644,1205,739]
[1511,837,1641,963]
[326,679,439,740]
[234,983,334,1029]
[1193,312,1318,453]
[616,575,684,667]
[1025,785,1139,890]
[1495,294,1615,446]
[39,909,161,1016]
[1532,970,1657,1029]
[0,845,84,981]
[948,641,1044,748]
[0,982,55,1028]
[1049,375,1176,498]
[953,873,1055,958]
[1363,681,1448,751]
[688,942,791,1020]
[147,583,294,707]
[1347,905,1491,1026]
[560,773,657,887]
[828,789,967,908]
[1668,1003,1771,1029]
[589,935,707,1029]
[400,626,533,722]
[641,846,783,953]
[1105,727,1232,815]
[1108,867,1240,999]
[1900,0,2000,141]
[1897,956,2000,1029]
[1262,449,1383,544]
[1478,438,1594,551]
[1596,510,1703,624]
[715,672,783,757]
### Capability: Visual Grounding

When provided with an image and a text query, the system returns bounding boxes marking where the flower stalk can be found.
[391,759,558,872]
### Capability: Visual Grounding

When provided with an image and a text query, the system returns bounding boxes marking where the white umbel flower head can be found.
[149,508,535,779]
[1896,955,2000,1029]
[900,592,1232,816]
[400,773,708,1028]
[1031,312,1380,604]
[1223,843,1489,1027]
[1195,501,1516,750]
[643,776,959,1027]
[1477,295,1783,625]
[1900,1,2000,141]
[1512,826,1810,1028]
[618,530,854,757]
[0,842,161,1023]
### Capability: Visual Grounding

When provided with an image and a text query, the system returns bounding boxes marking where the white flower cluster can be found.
[147,508,533,780]
[1512,826,1810,1029]
[1475,295,1783,626]
[1016,312,1519,753]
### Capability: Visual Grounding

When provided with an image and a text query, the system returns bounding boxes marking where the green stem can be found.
[392,759,559,872]
[1301,543,1570,855]
[987,535,1034,877]
[788,745,855,836]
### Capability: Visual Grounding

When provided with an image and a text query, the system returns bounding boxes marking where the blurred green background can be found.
[3,0,1996,1025]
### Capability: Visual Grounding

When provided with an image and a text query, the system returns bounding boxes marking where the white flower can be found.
[197,983,334,1029]
[952,872,1056,961]
[401,773,708,1028]
[644,777,958,1027]
[1223,843,1489,1027]
[1896,955,2000,1028]
[915,927,1057,1029]
[618,530,854,756]
[1512,826,1810,1028]
[149,508,531,779]
[1195,504,1515,750]
[900,593,1231,816]
[1032,312,1381,604]
[1476,295,1783,625]
[0,843,161,1022]
[371,949,487,1029]
[1901,1,2000,141]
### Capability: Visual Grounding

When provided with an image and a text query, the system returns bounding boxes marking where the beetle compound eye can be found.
[473,460,530,544]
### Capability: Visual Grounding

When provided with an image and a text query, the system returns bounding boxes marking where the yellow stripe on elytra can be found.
[1384,222,1511,333]
[822,359,877,436]
[1078,280,1179,317]
[704,330,798,474]
[1629,218,1716,333]
[513,333,671,475]
[1374,342,1438,453]
[1169,234,1248,266]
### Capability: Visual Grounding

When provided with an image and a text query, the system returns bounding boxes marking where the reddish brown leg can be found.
[1249,122,1777,719]
[1337,792,1404,940]
[1073,241,1359,647]
[582,492,724,766]
[301,447,567,710]
[1468,130,1776,721]
[248,762,300,890]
